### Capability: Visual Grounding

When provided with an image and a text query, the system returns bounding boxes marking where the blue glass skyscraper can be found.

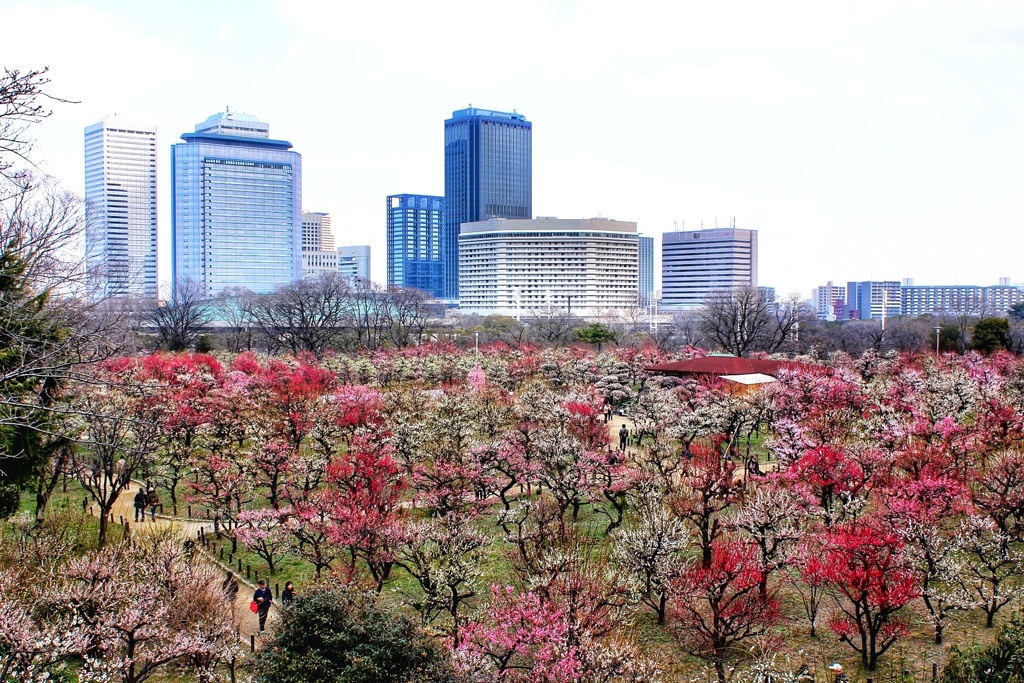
[171,111,301,296]
[443,107,531,301]
[387,194,444,298]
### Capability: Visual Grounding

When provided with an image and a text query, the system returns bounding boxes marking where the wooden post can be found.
[275,583,279,598]
[250,634,255,652]
[246,565,250,580]
[119,515,124,525]
[188,504,192,518]
[220,547,224,559]
[933,663,938,680]
[237,558,242,572]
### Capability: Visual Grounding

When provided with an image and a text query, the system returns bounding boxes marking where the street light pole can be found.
[474,331,479,356]
[934,326,941,355]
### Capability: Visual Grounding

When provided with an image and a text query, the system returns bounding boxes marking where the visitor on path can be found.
[281,581,295,606]
[146,487,160,521]
[253,579,272,632]
[222,571,239,603]
[618,424,629,451]
[133,487,147,523]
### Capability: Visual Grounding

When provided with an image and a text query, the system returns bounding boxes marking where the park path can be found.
[86,481,278,645]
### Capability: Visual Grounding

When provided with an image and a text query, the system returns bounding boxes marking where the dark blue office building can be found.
[443,107,532,301]
[387,194,445,298]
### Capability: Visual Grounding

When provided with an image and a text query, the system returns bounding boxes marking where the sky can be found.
[3,0,1024,298]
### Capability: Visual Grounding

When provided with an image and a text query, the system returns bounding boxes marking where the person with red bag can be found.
[253,579,273,632]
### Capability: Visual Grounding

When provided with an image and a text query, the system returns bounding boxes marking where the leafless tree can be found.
[213,287,256,353]
[384,286,437,348]
[699,286,804,356]
[349,278,390,351]
[67,374,158,546]
[1,67,72,181]
[146,277,212,352]
[526,308,578,346]
[481,314,529,347]
[0,173,134,429]
[247,272,353,356]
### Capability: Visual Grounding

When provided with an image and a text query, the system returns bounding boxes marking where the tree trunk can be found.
[98,507,110,548]
[714,658,727,683]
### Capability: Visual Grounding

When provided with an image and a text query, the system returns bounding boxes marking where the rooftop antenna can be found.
[673,220,679,231]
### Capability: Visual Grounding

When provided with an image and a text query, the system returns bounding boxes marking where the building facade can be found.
[811,281,846,320]
[661,228,758,307]
[458,217,638,316]
[638,235,654,304]
[846,281,901,320]
[84,115,158,298]
[338,245,371,283]
[302,211,334,252]
[387,194,444,297]
[300,211,338,279]
[444,108,532,301]
[171,111,301,297]
[900,284,1024,317]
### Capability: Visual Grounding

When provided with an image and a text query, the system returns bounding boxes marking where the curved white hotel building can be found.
[458,217,639,317]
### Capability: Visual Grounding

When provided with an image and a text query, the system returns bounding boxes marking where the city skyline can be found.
[7,1,1024,298]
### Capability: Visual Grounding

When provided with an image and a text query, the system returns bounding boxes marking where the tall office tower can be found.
[84,115,158,299]
[661,227,758,307]
[811,281,846,320]
[171,111,301,296]
[302,211,334,252]
[443,107,531,301]
[338,245,371,282]
[387,194,444,298]
[638,235,654,303]
[846,281,901,320]
[300,211,338,278]
[458,217,638,316]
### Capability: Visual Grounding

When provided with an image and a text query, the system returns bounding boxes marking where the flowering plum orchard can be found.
[4,344,1024,682]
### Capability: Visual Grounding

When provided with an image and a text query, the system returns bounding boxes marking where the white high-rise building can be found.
[811,281,846,320]
[300,212,338,279]
[661,227,757,307]
[84,115,158,298]
[458,217,639,316]
[302,212,334,252]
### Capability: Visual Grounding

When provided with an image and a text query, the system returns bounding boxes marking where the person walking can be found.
[253,579,272,632]
[281,581,296,606]
[133,487,147,523]
[618,424,629,451]
[222,571,239,603]
[146,487,160,522]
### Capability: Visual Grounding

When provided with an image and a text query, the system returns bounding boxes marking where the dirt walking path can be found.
[87,480,279,645]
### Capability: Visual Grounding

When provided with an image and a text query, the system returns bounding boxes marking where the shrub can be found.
[254,583,460,683]
[941,613,1024,683]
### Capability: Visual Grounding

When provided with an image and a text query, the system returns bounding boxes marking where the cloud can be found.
[975,26,1024,47]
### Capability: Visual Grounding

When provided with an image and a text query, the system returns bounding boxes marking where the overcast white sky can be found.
[3,0,1024,297]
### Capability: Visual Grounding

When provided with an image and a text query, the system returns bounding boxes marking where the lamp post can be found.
[474,331,479,356]
[934,326,941,355]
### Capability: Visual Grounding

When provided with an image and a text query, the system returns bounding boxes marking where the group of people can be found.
[222,571,296,633]
[132,486,160,523]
